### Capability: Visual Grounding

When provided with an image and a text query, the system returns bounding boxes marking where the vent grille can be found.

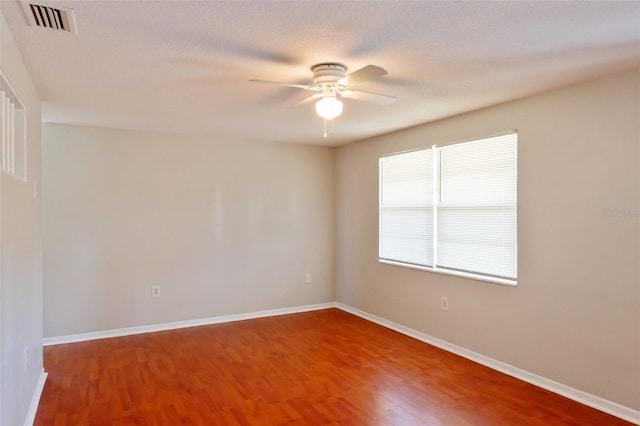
[20,1,77,34]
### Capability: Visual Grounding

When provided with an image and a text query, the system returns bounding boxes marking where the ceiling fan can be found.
[250,63,396,134]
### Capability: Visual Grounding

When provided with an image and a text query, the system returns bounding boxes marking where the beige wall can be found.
[42,124,335,337]
[336,69,640,410]
[0,8,43,426]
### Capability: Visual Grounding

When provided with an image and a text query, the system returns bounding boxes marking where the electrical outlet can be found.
[24,347,29,371]
[305,273,312,284]
[441,297,449,311]
[151,286,161,298]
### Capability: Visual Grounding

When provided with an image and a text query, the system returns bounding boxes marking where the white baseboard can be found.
[334,302,640,425]
[43,302,336,346]
[24,369,47,426]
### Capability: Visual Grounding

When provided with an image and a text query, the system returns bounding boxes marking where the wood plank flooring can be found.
[35,308,632,425]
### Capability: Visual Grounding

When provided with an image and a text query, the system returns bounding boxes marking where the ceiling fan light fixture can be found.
[315,96,343,120]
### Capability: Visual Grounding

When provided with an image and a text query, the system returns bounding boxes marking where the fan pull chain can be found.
[323,119,336,138]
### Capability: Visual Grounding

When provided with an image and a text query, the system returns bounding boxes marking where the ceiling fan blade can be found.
[340,89,397,105]
[293,93,323,107]
[338,65,388,87]
[249,79,318,90]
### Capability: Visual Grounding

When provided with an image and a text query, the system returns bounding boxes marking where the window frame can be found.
[379,132,518,287]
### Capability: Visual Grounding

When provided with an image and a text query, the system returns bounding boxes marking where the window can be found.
[379,133,517,285]
[0,69,27,181]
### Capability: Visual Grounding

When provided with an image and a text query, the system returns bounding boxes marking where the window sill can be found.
[379,259,517,287]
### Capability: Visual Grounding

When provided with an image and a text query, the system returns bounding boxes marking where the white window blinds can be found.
[379,149,434,267]
[379,133,517,285]
[0,69,27,180]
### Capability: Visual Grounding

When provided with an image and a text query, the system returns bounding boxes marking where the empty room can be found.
[0,1,639,425]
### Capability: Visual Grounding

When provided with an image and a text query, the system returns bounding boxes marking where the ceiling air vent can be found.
[20,1,77,34]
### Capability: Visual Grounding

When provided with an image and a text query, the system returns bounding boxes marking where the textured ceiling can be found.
[2,1,640,146]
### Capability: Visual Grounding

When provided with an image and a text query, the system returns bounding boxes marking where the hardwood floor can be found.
[35,308,631,425]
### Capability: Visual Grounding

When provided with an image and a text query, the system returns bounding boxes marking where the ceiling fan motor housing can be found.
[312,63,347,85]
